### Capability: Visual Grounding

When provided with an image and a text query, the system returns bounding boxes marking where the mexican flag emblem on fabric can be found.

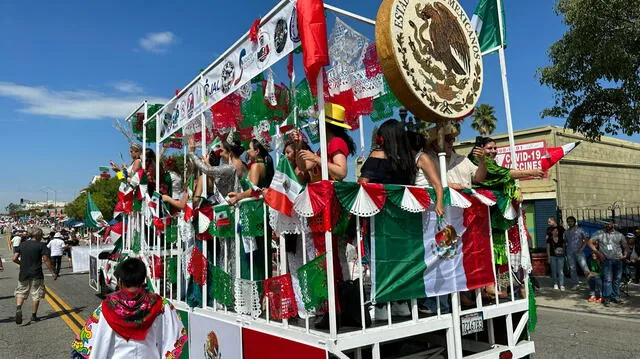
[264,157,303,216]
[212,204,235,238]
[85,192,108,228]
[371,192,495,302]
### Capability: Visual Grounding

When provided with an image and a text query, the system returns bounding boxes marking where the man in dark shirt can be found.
[12,227,57,324]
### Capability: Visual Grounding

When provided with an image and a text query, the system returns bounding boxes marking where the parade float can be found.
[87,1,539,358]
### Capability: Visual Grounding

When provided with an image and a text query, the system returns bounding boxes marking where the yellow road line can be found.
[44,287,85,335]
[46,286,87,327]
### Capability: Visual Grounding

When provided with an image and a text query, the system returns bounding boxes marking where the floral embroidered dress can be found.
[72,289,187,359]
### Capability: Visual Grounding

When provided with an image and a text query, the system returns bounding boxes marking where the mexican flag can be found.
[372,194,495,302]
[540,142,580,171]
[85,192,107,228]
[264,157,303,216]
[471,0,506,55]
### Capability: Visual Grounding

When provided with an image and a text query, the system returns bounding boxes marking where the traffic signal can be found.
[20,198,24,204]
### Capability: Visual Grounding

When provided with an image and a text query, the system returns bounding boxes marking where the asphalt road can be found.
[2,230,640,358]
[531,307,640,358]
[0,239,102,359]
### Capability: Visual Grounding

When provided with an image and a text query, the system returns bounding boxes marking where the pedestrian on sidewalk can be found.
[586,252,603,303]
[547,226,566,291]
[589,221,628,306]
[564,216,591,289]
[12,227,57,324]
[47,232,67,277]
[71,257,187,359]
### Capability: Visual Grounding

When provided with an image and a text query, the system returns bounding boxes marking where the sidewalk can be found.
[533,275,640,319]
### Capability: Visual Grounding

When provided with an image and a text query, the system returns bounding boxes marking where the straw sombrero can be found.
[426,124,459,144]
[324,103,352,130]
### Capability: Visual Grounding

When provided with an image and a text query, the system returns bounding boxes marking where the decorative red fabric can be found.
[297,0,329,95]
[287,53,294,79]
[249,18,261,44]
[362,183,386,211]
[363,44,382,78]
[188,246,207,285]
[407,186,431,210]
[325,88,373,129]
[101,288,164,341]
[149,255,164,279]
[460,194,496,291]
[263,274,298,320]
[211,94,242,130]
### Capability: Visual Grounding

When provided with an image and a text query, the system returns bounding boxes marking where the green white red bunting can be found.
[293,180,334,217]
[290,182,497,219]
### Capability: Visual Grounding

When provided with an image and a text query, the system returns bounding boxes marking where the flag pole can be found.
[496,0,518,170]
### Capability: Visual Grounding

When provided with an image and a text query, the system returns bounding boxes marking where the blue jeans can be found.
[550,256,565,286]
[424,295,450,314]
[566,249,589,284]
[603,259,623,302]
[588,276,602,297]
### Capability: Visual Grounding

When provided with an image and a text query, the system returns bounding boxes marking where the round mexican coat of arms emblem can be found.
[376,0,483,122]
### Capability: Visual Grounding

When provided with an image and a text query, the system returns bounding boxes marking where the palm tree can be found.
[470,104,497,136]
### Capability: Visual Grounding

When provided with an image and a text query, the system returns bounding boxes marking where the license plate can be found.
[461,312,484,336]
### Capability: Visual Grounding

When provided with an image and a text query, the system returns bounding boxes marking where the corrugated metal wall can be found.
[534,199,557,248]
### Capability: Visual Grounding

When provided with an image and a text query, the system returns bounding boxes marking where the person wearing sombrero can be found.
[425,124,487,190]
[291,103,356,328]
[293,103,356,183]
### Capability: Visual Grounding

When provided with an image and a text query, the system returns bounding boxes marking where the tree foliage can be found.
[537,0,640,140]
[470,104,497,136]
[65,177,120,222]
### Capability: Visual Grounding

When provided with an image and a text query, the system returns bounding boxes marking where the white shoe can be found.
[553,284,559,290]
[374,306,388,321]
[560,286,566,291]
[391,302,411,317]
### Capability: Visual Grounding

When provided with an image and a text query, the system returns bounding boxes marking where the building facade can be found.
[456,125,640,248]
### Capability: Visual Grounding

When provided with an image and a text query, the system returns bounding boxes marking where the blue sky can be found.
[0,0,621,211]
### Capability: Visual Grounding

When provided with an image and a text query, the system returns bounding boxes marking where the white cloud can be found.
[139,31,178,53]
[112,80,143,94]
[0,82,167,120]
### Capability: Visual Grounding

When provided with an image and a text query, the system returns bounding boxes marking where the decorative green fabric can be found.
[211,204,235,238]
[303,119,320,144]
[528,280,537,333]
[240,199,265,237]
[208,264,234,307]
[471,157,518,200]
[296,254,328,311]
[492,230,508,265]
[333,182,359,210]
[241,85,270,128]
[131,231,141,254]
[131,103,163,143]
[166,224,178,244]
[167,257,178,284]
[369,81,401,122]
[295,79,316,114]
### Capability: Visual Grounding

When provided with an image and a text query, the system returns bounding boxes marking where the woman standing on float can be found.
[291,103,355,328]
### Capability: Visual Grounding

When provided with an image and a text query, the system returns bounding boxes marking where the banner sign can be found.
[242,328,326,359]
[495,140,548,179]
[189,312,242,359]
[159,1,301,141]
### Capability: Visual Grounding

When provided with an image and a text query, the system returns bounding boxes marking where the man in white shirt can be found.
[12,231,27,253]
[426,125,487,190]
[47,232,67,277]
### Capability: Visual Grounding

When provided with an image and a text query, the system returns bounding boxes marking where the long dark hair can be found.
[250,139,274,186]
[377,119,416,185]
[326,123,356,156]
[407,131,427,153]
[222,140,245,158]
